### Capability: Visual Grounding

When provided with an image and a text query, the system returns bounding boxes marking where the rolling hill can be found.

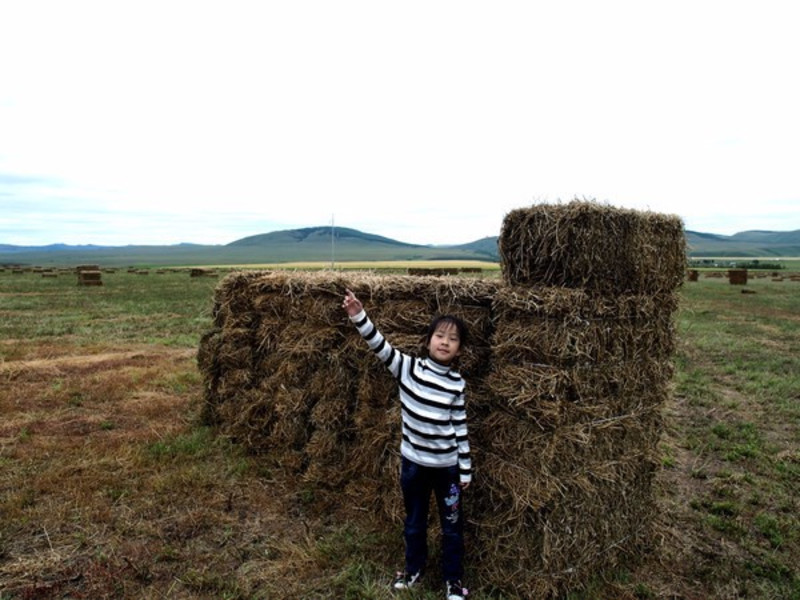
[1,227,798,268]
[685,229,800,257]
[0,227,500,267]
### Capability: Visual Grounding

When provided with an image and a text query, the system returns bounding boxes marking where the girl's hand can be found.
[342,289,363,317]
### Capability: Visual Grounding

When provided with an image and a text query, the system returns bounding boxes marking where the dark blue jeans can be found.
[400,457,464,582]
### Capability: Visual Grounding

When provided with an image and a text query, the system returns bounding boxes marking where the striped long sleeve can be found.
[350,309,472,483]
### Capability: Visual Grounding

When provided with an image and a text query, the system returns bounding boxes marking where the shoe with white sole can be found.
[445,579,468,599]
[392,570,422,590]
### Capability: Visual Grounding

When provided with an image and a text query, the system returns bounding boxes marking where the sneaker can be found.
[393,570,422,590]
[445,580,467,600]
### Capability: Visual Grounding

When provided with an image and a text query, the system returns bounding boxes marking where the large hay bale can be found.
[472,283,674,596]
[728,268,748,285]
[197,204,685,598]
[498,199,686,295]
[200,271,497,443]
[199,271,497,520]
[77,269,103,286]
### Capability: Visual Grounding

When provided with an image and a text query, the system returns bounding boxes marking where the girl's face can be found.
[427,322,462,365]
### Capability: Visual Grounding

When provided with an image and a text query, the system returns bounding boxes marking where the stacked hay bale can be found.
[498,201,685,295]
[484,200,685,596]
[199,271,497,519]
[76,265,103,286]
[197,200,686,599]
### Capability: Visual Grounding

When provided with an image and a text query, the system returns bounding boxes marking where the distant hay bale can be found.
[75,264,100,273]
[197,203,685,598]
[406,267,459,276]
[728,269,748,285]
[498,199,686,295]
[191,268,218,278]
[77,269,103,286]
[687,269,699,281]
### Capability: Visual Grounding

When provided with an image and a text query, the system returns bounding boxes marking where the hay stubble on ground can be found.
[0,342,331,599]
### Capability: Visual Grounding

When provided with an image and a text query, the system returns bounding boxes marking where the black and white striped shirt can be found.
[350,309,472,483]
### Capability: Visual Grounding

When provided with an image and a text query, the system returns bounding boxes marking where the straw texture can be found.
[197,201,686,598]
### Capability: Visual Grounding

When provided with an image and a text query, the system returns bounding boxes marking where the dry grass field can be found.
[1,268,798,599]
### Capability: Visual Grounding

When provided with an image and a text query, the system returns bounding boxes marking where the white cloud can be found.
[1,0,798,246]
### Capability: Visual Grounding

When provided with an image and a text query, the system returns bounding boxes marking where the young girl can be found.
[342,289,471,600]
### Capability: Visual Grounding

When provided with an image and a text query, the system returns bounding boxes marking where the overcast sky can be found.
[1,0,798,247]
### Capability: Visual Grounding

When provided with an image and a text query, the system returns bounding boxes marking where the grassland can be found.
[1,268,798,599]
[189,260,502,273]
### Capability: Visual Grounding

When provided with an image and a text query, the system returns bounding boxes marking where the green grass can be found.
[0,270,220,357]
[667,276,800,599]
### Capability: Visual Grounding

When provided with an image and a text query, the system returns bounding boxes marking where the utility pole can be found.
[330,214,335,269]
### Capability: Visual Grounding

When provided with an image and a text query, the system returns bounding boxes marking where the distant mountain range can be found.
[0,227,498,267]
[1,226,799,267]
[684,230,800,257]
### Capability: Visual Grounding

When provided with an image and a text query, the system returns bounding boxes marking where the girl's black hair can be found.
[425,314,469,348]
